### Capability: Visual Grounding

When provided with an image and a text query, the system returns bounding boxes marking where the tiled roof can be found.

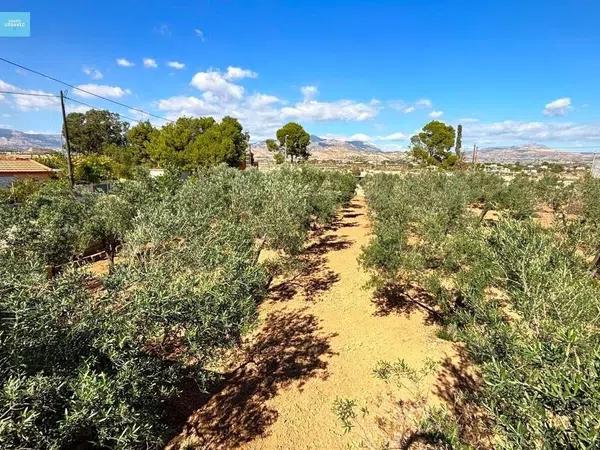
[0,159,53,173]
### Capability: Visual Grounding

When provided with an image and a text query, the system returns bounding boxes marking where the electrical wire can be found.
[64,96,146,124]
[0,56,173,123]
[0,90,60,98]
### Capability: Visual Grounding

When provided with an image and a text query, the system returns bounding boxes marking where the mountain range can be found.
[251,134,407,163]
[0,128,61,151]
[472,143,596,164]
[0,127,595,164]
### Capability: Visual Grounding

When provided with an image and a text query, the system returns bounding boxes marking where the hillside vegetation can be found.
[361,171,600,448]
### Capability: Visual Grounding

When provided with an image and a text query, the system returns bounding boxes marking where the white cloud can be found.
[379,131,406,141]
[167,61,185,70]
[464,120,600,143]
[246,93,281,108]
[74,84,132,98]
[389,98,433,113]
[348,133,372,142]
[429,110,444,119]
[543,97,572,116]
[82,66,103,80]
[116,58,135,67]
[281,99,379,121]
[301,85,319,100]
[194,28,206,41]
[157,67,381,140]
[0,79,59,111]
[66,104,92,114]
[143,58,158,69]
[190,70,245,100]
[224,66,257,80]
[155,24,171,36]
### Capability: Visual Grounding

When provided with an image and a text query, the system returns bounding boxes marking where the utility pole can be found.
[284,134,288,163]
[60,90,74,188]
[472,143,478,166]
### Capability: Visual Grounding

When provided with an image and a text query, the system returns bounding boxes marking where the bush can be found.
[0,166,355,448]
[361,171,600,448]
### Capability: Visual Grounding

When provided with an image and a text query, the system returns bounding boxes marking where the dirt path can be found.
[169,195,457,449]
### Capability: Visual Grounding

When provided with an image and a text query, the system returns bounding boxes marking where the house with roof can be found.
[0,158,54,187]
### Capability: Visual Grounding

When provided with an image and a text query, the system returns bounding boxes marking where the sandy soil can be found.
[168,195,460,449]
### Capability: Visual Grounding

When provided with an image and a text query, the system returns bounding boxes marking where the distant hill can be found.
[253,136,596,164]
[471,143,595,164]
[0,128,61,151]
[251,135,407,163]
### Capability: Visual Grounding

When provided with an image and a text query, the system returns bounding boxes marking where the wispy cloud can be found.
[116,58,134,67]
[389,98,433,113]
[464,120,600,143]
[543,97,572,116]
[379,131,407,141]
[167,61,185,70]
[194,28,206,41]
[157,66,381,140]
[0,79,59,111]
[75,84,131,98]
[155,24,171,36]
[429,110,444,119]
[82,66,103,80]
[225,66,257,80]
[143,58,158,69]
[301,85,318,101]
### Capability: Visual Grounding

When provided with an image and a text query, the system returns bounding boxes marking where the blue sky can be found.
[1,0,599,150]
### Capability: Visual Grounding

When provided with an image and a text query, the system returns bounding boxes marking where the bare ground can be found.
[167,195,460,449]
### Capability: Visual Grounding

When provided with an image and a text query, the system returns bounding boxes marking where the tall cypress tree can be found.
[455,124,463,158]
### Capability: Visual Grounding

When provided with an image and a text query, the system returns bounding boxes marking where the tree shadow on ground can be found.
[371,282,441,325]
[268,233,352,302]
[167,308,337,449]
[375,349,491,450]
[430,348,492,449]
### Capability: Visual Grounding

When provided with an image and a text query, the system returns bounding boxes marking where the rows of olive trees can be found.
[361,171,600,449]
[0,166,356,449]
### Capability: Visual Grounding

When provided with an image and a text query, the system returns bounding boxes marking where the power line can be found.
[64,96,146,124]
[0,90,60,98]
[0,89,153,124]
[0,56,173,123]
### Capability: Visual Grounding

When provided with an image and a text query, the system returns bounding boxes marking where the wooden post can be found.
[60,90,75,188]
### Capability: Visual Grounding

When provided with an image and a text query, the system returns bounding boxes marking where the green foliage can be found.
[276,122,310,162]
[65,109,128,154]
[417,407,474,450]
[332,398,358,433]
[126,120,158,165]
[147,116,248,170]
[361,171,600,448]
[455,124,463,157]
[0,166,355,448]
[410,120,457,166]
[266,138,279,152]
[3,180,90,266]
[73,154,116,183]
